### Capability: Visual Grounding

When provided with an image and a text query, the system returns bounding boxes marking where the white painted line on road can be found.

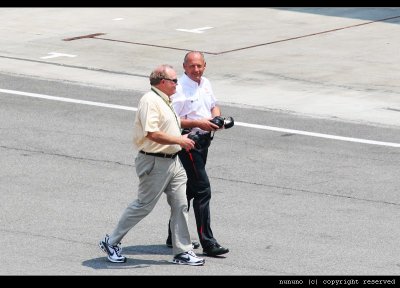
[40,52,77,59]
[112,18,124,21]
[176,27,213,33]
[1,88,399,148]
[0,88,137,112]
[236,121,400,148]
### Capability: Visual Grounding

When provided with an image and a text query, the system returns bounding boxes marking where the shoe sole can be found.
[107,255,127,263]
[172,259,205,266]
[99,241,127,263]
[99,241,107,253]
[203,249,229,256]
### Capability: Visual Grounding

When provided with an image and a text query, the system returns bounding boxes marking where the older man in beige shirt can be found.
[99,64,205,266]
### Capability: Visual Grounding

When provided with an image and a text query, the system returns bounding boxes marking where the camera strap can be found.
[151,88,181,131]
[210,131,215,140]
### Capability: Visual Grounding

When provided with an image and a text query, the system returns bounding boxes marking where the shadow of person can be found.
[83,257,172,270]
[122,244,172,256]
[83,244,174,270]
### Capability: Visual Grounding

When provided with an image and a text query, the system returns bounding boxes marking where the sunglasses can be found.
[161,78,178,84]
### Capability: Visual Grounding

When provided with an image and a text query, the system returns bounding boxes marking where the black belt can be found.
[139,150,178,159]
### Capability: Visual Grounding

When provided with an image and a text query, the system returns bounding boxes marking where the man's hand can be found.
[147,131,194,151]
[180,134,195,151]
[196,118,220,131]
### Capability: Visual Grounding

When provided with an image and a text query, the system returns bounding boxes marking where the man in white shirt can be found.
[166,51,230,257]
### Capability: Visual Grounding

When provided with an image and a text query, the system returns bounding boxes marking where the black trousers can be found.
[168,146,217,249]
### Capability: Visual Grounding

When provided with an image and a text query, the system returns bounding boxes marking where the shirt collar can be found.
[151,86,171,103]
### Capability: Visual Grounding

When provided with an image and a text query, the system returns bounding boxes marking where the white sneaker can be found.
[99,234,127,263]
[172,250,205,266]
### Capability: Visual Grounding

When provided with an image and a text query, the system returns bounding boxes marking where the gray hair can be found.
[149,64,174,85]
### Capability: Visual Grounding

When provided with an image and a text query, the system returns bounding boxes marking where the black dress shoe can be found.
[203,243,229,256]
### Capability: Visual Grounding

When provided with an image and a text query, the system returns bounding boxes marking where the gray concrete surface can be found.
[0,7,399,127]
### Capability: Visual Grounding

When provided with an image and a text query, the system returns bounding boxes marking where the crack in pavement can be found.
[0,145,134,168]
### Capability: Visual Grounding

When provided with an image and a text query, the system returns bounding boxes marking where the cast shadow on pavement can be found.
[83,244,173,270]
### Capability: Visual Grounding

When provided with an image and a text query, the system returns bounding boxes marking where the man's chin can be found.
[190,75,201,82]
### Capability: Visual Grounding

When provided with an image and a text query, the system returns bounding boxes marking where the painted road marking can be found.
[176,27,213,34]
[0,88,136,111]
[235,122,400,148]
[1,88,399,148]
[40,52,77,59]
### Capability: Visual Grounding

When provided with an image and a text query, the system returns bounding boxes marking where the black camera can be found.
[209,116,234,129]
[186,116,234,150]
[188,131,211,150]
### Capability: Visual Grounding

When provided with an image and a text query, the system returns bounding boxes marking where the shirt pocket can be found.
[185,96,201,112]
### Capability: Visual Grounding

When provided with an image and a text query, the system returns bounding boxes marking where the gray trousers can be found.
[108,152,192,256]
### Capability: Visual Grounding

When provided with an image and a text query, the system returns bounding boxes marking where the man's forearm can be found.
[211,106,221,118]
[180,118,201,129]
[146,131,182,145]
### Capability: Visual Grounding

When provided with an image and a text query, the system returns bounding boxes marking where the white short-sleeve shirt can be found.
[172,73,217,122]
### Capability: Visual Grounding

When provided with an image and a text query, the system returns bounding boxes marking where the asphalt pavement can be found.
[1,7,400,277]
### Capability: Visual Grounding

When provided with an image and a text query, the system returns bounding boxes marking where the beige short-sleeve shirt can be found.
[133,87,182,154]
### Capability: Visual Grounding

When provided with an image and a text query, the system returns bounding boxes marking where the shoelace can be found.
[187,250,197,258]
[113,243,122,256]
[107,239,123,257]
